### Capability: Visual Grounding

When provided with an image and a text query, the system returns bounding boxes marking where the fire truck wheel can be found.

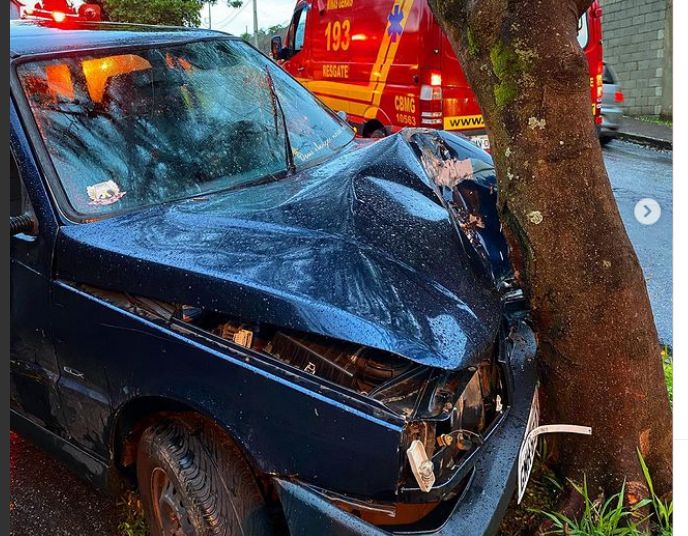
[362,120,387,138]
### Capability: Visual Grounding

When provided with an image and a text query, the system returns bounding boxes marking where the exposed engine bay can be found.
[82,285,507,507]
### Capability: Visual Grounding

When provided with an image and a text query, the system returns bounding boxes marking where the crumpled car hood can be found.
[56,131,505,370]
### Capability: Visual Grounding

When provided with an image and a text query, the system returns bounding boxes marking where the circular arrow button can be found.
[634,198,661,225]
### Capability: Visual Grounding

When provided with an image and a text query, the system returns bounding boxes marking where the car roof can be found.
[10,19,234,58]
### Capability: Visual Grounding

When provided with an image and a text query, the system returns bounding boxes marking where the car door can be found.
[11,58,120,459]
[10,103,63,436]
[49,278,119,459]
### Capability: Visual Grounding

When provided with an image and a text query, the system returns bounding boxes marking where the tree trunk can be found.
[426,0,672,499]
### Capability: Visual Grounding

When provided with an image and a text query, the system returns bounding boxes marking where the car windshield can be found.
[17,38,355,218]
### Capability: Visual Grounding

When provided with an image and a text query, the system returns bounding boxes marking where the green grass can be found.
[639,449,673,536]
[637,116,672,128]
[533,451,672,536]
[662,346,672,405]
[534,478,648,535]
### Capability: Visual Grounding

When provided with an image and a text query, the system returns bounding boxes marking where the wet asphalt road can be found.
[10,432,122,536]
[9,140,672,535]
[603,140,673,346]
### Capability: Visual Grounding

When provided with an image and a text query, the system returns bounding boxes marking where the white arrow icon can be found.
[634,198,661,225]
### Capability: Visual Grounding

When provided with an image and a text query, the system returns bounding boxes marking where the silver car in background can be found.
[599,62,624,145]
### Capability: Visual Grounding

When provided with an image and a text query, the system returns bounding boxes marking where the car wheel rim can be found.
[151,467,194,536]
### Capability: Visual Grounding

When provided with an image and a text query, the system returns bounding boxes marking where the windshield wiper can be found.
[264,66,296,174]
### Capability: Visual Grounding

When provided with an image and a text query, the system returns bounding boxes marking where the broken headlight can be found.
[400,357,505,495]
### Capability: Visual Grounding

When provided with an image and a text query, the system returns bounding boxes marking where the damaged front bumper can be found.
[273,319,538,536]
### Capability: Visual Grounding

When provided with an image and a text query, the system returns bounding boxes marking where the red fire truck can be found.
[274,0,603,149]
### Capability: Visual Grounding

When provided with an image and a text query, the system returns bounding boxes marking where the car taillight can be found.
[52,11,66,22]
[420,85,442,102]
[419,84,442,127]
[614,91,624,103]
[430,72,442,86]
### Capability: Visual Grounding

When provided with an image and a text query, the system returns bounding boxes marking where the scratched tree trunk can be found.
[426,0,672,501]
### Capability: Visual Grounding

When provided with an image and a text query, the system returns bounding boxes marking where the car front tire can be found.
[137,419,273,536]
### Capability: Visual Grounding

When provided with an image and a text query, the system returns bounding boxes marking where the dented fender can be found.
[401,129,512,284]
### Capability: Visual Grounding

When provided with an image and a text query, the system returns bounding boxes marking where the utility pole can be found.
[252,0,259,48]
[208,2,212,29]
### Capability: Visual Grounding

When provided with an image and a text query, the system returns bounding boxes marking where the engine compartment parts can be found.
[407,440,436,492]
[78,284,507,498]
[215,322,254,349]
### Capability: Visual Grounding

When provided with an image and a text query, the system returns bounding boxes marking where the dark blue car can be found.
[10,19,538,536]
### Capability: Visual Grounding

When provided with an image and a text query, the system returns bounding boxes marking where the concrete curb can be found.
[616,131,672,151]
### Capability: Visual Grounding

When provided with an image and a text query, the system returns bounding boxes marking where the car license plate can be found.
[470,135,490,151]
[517,390,540,504]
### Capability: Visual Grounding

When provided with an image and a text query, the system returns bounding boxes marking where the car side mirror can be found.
[10,214,34,236]
[271,36,283,60]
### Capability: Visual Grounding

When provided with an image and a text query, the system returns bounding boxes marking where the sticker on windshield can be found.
[87,180,126,206]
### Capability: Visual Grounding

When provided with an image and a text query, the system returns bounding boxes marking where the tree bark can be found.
[426,0,672,499]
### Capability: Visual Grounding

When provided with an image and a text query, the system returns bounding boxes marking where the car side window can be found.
[286,6,308,53]
[294,7,308,51]
[602,64,617,85]
[577,14,589,50]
